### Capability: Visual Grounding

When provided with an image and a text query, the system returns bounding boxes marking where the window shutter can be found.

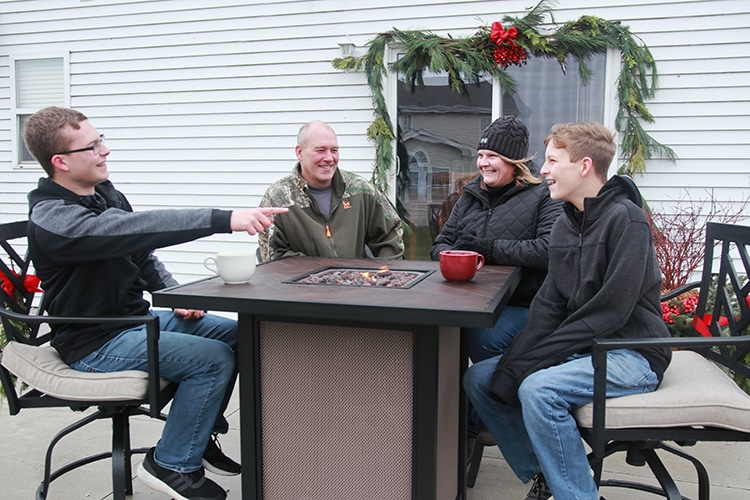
[16,58,64,108]
[15,57,65,164]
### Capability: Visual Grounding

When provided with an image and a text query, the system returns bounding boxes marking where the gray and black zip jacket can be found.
[27,178,232,364]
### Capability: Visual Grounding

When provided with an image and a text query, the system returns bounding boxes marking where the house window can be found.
[479,115,491,132]
[12,56,67,166]
[399,114,413,131]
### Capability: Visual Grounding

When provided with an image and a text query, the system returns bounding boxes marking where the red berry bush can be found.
[646,190,749,292]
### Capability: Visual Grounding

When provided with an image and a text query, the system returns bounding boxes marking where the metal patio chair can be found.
[575,221,750,499]
[468,222,750,497]
[0,220,175,499]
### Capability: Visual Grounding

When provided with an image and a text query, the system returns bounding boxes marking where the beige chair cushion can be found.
[575,349,750,433]
[1,341,166,402]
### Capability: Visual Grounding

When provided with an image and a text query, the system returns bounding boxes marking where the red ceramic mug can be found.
[439,250,485,282]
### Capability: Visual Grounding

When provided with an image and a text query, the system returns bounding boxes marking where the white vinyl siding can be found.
[0,0,747,282]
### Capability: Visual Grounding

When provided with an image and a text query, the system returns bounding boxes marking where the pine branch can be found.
[331,1,677,192]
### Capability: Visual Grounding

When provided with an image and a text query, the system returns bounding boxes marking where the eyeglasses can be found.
[54,134,106,156]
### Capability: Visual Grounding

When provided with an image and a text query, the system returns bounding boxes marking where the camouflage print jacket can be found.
[258,164,404,262]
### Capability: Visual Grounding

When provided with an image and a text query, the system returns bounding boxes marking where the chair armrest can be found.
[593,335,750,352]
[660,281,701,302]
[0,308,164,417]
[587,335,750,458]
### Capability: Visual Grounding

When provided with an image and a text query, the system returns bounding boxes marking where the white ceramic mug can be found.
[203,252,256,284]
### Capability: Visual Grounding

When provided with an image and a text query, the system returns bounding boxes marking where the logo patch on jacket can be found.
[342,200,352,209]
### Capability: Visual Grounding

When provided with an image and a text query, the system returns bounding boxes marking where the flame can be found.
[361,272,371,279]
[380,265,390,272]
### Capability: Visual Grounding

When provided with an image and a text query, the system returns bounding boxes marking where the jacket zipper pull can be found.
[326,224,331,238]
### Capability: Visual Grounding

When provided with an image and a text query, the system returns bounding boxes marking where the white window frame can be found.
[10,52,70,168]
[603,47,621,175]
[386,47,620,186]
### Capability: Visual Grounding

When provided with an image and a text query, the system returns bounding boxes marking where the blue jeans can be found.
[71,310,238,473]
[464,305,528,433]
[464,305,529,363]
[464,349,659,500]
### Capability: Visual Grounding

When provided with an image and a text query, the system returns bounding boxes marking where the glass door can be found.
[396,55,606,260]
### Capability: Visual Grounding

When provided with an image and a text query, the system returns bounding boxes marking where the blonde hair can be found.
[544,122,616,182]
[509,153,541,188]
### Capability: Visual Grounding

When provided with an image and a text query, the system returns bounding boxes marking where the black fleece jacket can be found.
[27,178,233,364]
[490,176,672,406]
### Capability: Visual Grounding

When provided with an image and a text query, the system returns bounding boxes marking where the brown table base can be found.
[153,257,520,500]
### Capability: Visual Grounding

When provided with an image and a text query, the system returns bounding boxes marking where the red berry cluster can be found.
[661,302,680,324]
[681,295,698,314]
[661,294,699,324]
[493,44,528,68]
[489,21,528,69]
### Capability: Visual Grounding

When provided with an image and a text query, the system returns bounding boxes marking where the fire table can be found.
[153,256,520,500]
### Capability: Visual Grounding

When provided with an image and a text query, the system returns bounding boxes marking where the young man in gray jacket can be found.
[24,106,287,500]
[464,122,671,500]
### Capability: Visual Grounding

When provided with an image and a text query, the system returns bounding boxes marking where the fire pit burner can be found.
[285,266,434,289]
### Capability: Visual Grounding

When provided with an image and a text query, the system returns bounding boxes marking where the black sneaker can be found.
[203,433,242,476]
[138,447,227,500]
[525,473,552,500]
[475,426,496,446]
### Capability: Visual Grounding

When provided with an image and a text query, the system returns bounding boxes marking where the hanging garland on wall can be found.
[332,0,676,194]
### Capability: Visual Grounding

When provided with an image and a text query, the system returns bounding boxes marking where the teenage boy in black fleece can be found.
[23,106,287,500]
[464,122,671,500]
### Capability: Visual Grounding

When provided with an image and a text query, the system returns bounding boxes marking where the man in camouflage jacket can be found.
[259,120,403,262]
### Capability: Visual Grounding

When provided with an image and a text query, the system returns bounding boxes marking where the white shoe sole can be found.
[137,460,191,500]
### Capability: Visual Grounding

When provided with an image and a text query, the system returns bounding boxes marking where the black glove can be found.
[454,234,494,263]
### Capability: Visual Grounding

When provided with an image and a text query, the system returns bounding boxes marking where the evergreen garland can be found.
[332,0,676,194]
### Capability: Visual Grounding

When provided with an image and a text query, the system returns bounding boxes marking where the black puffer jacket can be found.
[431,174,563,306]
